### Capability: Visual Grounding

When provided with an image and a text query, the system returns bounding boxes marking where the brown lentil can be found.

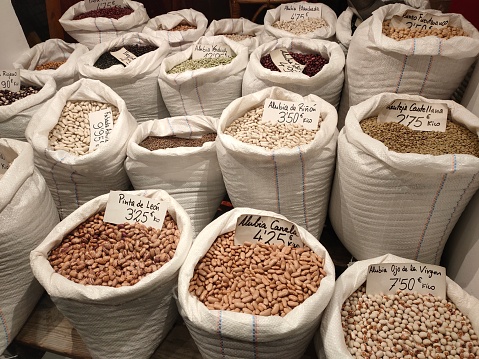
[188,230,325,316]
[272,17,328,35]
[48,210,180,287]
[161,22,197,31]
[342,286,479,358]
[382,19,468,40]
[223,34,255,41]
[73,7,134,20]
[139,133,216,150]
[93,44,159,69]
[167,56,235,74]
[360,117,479,157]
[35,61,67,71]
[260,52,329,77]
[0,85,41,106]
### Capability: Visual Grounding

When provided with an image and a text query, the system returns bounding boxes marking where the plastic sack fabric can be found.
[125,116,225,237]
[216,86,338,239]
[78,32,170,123]
[30,189,193,359]
[25,78,137,220]
[330,92,479,264]
[0,138,59,353]
[177,207,335,359]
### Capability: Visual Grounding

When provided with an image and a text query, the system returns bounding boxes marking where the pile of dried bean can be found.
[223,34,255,41]
[139,133,216,150]
[160,22,196,31]
[73,7,133,20]
[272,17,328,35]
[167,56,235,74]
[382,20,468,40]
[0,86,40,106]
[35,61,66,71]
[260,52,329,77]
[93,45,158,69]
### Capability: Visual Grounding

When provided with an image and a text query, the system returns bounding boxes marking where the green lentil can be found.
[167,56,235,74]
[139,133,217,150]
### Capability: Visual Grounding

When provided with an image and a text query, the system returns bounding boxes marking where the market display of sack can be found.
[177,207,335,359]
[0,72,56,141]
[330,92,479,265]
[264,1,337,40]
[25,78,137,220]
[142,8,208,54]
[78,32,170,123]
[30,189,193,359]
[315,253,479,359]
[13,39,89,88]
[125,116,225,237]
[242,37,345,108]
[216,86,338,239]
[158,36,249,118]
[0,138,59,354]
[59,0,149,50]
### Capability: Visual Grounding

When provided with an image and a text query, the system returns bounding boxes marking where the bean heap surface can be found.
[260,52,329,77]
[139,133,217,150]
[160,22,196,31]
[0,85,40,106]
[224,105,320,150]
[48,210,180,287]
[223,34,255,41]
[167,56,235,74]
[360,117,479,157]
[342,286,479,359]
[35,60,67,71]
[93,45,159,69]
[48,100,120,156]
[73,7,134,20]
[382,20,468,40]
[189,231,326,316]
[272,17,328,35]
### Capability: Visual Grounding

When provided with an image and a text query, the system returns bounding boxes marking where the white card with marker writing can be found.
[84,0,125,11]
[0,69,20,92]
[280,3,322,21]
[262,98,320,131]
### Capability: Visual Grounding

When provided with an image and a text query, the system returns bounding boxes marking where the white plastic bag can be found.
[30,189,192,359]
[59,0,149,50]
[243,37,345,108]
[316,253,479,359]
[0,138,59,353]
[25,78,137,220]
[330,93,479,264]
[142,8,208,54]
[0,73,56,142]
[217,87,338,239]
[158,36,249,118]
[178,207,335,359]
[125,116,225,237]
[78,32,170,123]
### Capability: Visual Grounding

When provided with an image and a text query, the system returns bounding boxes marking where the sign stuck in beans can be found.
[280,3,322,21]
[0,153,9,175]
[263,98,321,131]
[84,0,125,12]
[390,10,449,30]
[88,108,114,151]
[0,70,20,92]
[270,48,305,73]
[261,51,329,77]
[192,43,233,60]
[109,47,138,66]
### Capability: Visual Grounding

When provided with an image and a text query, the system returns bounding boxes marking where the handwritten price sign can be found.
[192,43,233,60]
[110,47,138,66]
[0,153,10,175]
[88,108,114,151]
[280,3,322,21]
[0,70,20,92]
[84,0,125,11]
[390,10,449,30]
[262,98,321,131]
[270,48,305,73]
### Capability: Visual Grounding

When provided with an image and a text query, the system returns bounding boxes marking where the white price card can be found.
[366,262,446,299]
[0,153,10,175]
[88,108,114,151]
[270,48,306,74]
[103,191,168,230]
[192,43,233,60]
[390,10,449,30]
[377,99,448,132]
[262,98,321,131]
[0,70,20,92]
[110,47,138,66]
[84,0,125,11]
[280,3,322,21]
[234,214,304,248]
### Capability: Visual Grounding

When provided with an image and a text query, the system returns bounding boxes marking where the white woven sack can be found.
[242,38,345,108]
[0,138,59,354]
[217,86,338,239]
[330,92,479,265]
[125,116,225,237]
[59,0,149,50]
[25,78,137,220]
[78,32,170,123]
[142,9,208,54]
[30,189,193,359]
[0,73,56,141]
[315,253,479,359]
[13,39,89,88]
[178,207,335,359]
[158,36,249,118]
[264,1,337,40]
[205,18,275,55]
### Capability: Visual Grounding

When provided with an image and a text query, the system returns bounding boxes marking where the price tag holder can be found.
[192,43,233,60]
[0,70,20,92]
[366,262,446,299]
[262,98,320,131]
[280,3,322,21]
[270,48,306,74]
[390,10,449,30]
[234,214,304,248]
[103,191,168,230]
[0,153,10,175]
[88,108,114,151]
[377,99,448,132]
[110,47,138,66]
[84,0,125,11]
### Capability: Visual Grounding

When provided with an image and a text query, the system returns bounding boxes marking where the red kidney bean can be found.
[260,52,329,77]
[73,7,134,20]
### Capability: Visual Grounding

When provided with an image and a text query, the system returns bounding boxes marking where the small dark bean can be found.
[93,45,158,69]
[260,52,329,77]
[139,134,216,150]
[0,85,41,106]
[73,7,134,20]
